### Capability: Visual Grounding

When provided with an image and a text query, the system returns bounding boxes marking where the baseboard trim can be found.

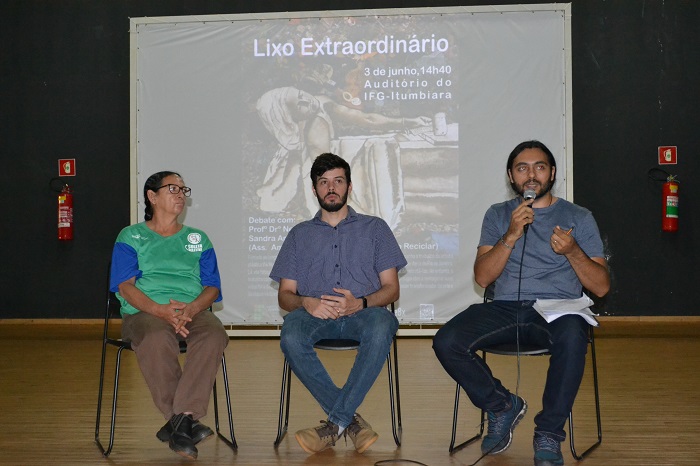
[2,315,700,326]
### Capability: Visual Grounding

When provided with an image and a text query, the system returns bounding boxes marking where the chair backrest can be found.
[102,261,124,344]
[483,283,495,303]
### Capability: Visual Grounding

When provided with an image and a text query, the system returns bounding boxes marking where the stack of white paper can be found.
[532,294,599,326]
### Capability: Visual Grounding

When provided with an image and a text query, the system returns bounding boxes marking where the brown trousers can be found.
[122,310,229,421]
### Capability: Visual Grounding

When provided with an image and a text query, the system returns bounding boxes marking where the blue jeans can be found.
[280,307,399,429]
[432,300,589,440]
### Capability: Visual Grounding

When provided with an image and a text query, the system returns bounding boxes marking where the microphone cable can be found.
[514,225,529,397]
[515,191,535,396]
[468,225,529,466]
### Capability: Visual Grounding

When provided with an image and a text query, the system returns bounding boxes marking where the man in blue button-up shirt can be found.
[270,152,407,455]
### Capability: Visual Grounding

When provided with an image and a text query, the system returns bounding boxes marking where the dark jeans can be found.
[433,300,589,440]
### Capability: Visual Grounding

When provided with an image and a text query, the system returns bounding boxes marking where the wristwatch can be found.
[362,296,368,309]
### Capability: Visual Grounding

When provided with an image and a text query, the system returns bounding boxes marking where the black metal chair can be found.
[274,303,402,447]
[95,275,237,456]
[449,287,602,459]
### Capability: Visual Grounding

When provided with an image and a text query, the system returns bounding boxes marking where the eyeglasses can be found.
[155,184,192,197]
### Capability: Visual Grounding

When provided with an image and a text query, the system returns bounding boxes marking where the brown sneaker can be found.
[345,413,378,453]
[295,420,340,453]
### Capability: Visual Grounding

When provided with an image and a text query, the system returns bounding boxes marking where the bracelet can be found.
[499,236,514,250]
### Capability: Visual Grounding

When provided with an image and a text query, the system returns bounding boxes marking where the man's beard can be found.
[512,179,554,199]
[317,191,348,212]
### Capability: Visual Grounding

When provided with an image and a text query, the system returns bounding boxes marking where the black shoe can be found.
[157,418,214,444]
[168,413,198,460]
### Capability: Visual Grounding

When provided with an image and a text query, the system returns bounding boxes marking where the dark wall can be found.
[571,1,699,315]
[1,0,697,318]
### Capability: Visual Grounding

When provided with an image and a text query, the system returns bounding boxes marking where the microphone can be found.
[523,189,536,232]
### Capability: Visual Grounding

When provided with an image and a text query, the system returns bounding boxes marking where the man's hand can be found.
[326,288,363,316]
[304,288,363,319]
[550,225,610,297]
[302,296,340,320]
[550,226,576,255]
[505,197,535,242]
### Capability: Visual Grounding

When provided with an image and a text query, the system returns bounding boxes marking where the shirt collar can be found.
[312,205,358,226]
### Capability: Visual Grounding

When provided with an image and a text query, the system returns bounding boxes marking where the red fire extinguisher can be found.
[662,175,679,232]
[58,184,74,240]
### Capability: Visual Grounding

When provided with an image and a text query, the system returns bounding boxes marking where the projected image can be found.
[255,86,432,227]
[133,6,569,324]
[241,15,460,321]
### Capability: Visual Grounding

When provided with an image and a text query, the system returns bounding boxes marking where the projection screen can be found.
[129,4,573,325]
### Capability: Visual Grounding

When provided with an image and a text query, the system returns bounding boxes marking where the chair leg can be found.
[274,358,292,447]
[449,350,491,454]
[97,346,238,456]
[214,352,237,450]
[449,383,484,454]
[569,333,602,460]
[387,336,402,446]
[95,345,126,457]
[449,383,460,453]
[274,338,402,448]
[94,341,108,450]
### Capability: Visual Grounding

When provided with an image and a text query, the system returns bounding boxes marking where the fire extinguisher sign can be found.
[58,159,76,176]
[658,146,677,165]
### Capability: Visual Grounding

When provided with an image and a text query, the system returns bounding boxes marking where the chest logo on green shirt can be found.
[185,232,203,252]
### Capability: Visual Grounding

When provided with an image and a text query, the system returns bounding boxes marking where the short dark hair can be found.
[143,171,181,221]
[310,153,351,187]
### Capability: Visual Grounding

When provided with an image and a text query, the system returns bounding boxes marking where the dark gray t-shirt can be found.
[479,197,605,300]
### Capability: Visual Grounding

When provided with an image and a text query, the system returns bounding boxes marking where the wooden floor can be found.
[1,321,699,465]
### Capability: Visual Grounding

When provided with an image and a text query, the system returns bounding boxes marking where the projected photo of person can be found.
[255,86,431,230]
